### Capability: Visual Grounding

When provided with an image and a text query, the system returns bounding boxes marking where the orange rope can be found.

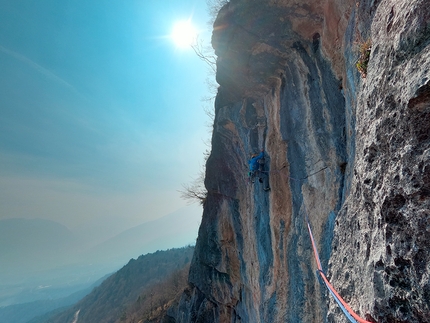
[305,213,373,323]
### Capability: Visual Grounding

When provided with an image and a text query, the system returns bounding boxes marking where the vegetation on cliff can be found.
[44,246,194,323]
[355,39,372,78]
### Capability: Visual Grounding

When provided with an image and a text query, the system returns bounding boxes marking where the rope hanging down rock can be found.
[246,157,373,321]
[304,207,373,323]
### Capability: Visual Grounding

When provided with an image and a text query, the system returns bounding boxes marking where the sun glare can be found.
[171,20,198,48]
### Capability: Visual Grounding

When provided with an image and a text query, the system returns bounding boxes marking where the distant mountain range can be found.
[0,205,201,321]
[0,205,201,283]
[80,205,201,266]
[0,218,77,282]
[0,274,109,323]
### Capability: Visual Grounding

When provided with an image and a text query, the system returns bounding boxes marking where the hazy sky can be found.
[0,0,212,235]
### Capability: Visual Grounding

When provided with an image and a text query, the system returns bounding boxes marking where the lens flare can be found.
[171,20,197,48]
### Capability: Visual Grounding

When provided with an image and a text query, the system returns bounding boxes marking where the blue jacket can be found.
[248,151,264,172]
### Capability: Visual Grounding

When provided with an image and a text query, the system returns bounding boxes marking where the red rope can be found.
[252,158,374,322]
[305,211,373,323]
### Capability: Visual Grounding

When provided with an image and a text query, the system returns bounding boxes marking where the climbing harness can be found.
[304,207,373,323]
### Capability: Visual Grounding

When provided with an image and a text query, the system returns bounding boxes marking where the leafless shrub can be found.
[191,37,217,74]
[206,0,230,25]
[180,1,229,206]
[179,169,207,206]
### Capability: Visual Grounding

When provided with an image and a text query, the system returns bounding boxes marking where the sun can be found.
[171,20,198,48]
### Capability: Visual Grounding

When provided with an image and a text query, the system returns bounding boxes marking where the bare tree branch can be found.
[191,37,217,74]
[179,1,231,206]
[179,170,207,205]
[206,0,230,25]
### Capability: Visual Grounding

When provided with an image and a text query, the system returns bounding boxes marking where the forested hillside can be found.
[45,246,194,323]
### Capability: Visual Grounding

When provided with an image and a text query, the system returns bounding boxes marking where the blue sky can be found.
[0,0,213,236]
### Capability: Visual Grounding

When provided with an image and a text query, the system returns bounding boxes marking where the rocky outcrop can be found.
[328,1,430,322]
[164,0,430,322]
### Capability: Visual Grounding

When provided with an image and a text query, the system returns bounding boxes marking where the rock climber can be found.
[248,150,270,191]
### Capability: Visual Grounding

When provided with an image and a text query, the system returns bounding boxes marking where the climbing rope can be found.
[304,205,373,323]
[244,155,373,322]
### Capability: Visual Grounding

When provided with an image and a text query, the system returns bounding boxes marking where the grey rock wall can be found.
[328,0,430,322]
[164,0,430,322]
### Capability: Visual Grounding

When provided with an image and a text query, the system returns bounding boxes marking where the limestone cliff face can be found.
[164,0,430,322]
[327,1,430,322]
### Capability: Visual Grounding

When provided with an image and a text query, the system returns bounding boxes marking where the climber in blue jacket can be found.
[248,151,265,173]
[248,150,270,191]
